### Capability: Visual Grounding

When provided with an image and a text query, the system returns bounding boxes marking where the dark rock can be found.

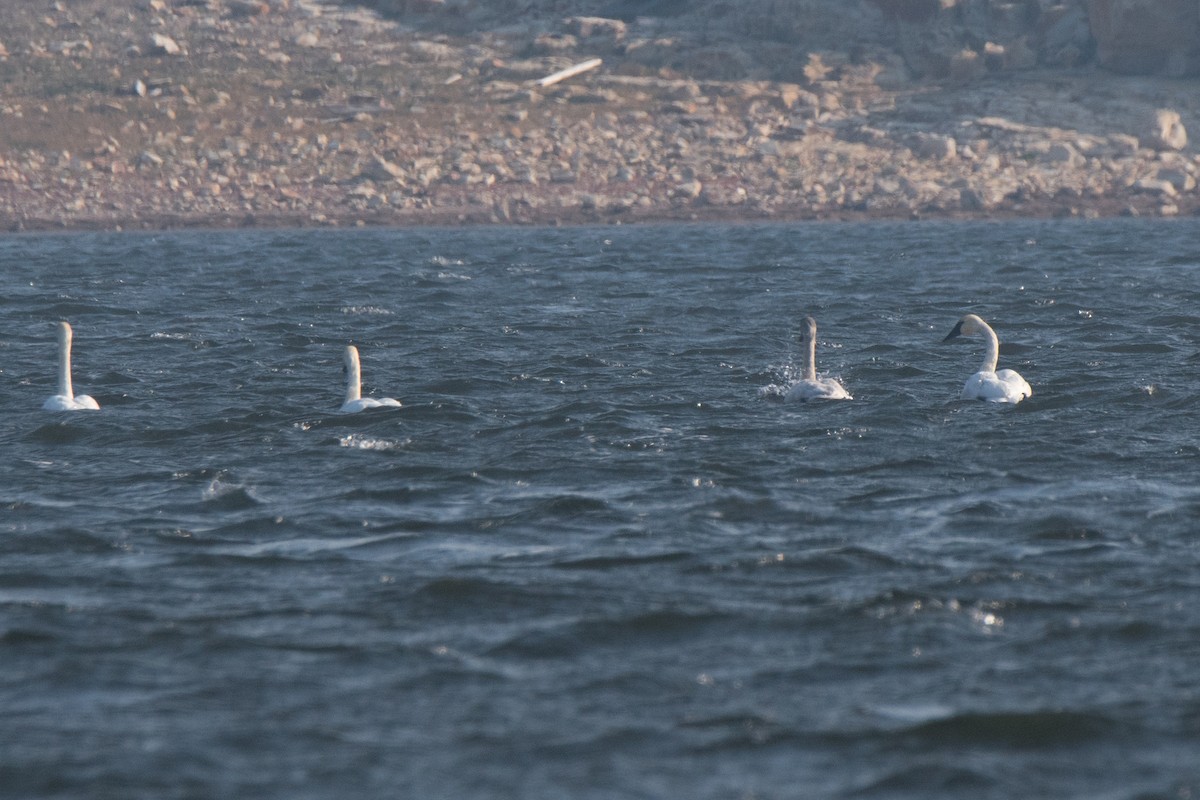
[1087,0,1200,75]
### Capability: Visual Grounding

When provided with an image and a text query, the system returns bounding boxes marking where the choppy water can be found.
[2,219,1199,799]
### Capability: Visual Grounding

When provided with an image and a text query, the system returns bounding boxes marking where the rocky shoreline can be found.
[1,0,1198,232]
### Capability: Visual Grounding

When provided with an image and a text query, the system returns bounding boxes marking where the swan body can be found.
[340,345,401,413]
[786,316,852,402]
[42,321,99,411]
[942,314,1032,404]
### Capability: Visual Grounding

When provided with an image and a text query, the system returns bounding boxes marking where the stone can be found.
[532,33,577,54]
[1156,167,1196,193]
[682,45,752,81]
[776,84,818,111]
[1005,37,1037,71]
[914,134,956,161]
[227,0,270,17]
[959,187,985,211]
[981,41,1006,71]
[1143,109,1187,151]
[563,17,626,46]
[1045,142,1085,168]
[1133,177,1178,197]
[1106,134,1141,157]
[819,93,841,113]
[148,33,182,56]
[50,40,92,56]
[949,48,984,83]
[409,40,455,61]
[624,38,678,70]
[361,154,406,182]
[1041,6,1092,67]
[577,193,602,212]
[803,54,833,84]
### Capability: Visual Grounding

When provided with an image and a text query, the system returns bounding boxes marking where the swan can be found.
[786,316,852,401]
[340,344,401,413]
[42,321,100,411]
[942,314,1032,403]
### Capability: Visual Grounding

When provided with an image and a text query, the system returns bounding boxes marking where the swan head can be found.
[942,313,988,341]
[57,320,73,347]
[798,315,818,342]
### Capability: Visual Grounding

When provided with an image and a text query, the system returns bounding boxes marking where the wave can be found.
[553,551,692,570]
[901,708,1122,747]
[846,764,995,795]
[489,607,728,659]
[337,433,411,451]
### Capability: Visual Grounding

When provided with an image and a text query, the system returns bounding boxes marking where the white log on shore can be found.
[535,58,603,88]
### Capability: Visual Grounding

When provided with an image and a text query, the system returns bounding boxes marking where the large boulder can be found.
[1086,0,1200,75]
[874,0,1092,79]
[1143,109,1188,151]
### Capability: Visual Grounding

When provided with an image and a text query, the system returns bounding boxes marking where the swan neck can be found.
[979,322,1000,373]
[803,333,817,382]
[57,325,74,399]
[345,351,362,403]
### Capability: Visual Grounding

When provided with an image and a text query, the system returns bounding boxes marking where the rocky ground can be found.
[1,0,1198,231]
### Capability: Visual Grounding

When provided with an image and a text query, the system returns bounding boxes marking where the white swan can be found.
[786,316,852,401]
[942,313,1032,403]
[340,344,401,413]
[42,321,100,411]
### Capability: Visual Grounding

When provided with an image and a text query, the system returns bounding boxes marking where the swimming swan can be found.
[942,314,1032,403]
[42,321,100,411]
[786,316,852,401]
[340,344,401,413]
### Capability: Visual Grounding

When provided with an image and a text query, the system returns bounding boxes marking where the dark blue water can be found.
[2,220,1198,799]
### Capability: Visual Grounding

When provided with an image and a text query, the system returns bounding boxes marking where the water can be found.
[1,219,1198,799]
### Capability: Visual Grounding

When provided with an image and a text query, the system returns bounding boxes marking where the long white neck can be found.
[344,346,362,404]
[803,332,818,382]
[978,321,1000,373]
[56,322,75,399]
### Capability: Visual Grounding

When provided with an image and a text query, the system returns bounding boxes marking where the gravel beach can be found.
[2,0,1198,231]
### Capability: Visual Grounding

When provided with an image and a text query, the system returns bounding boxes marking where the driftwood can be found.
[535,58,602,88]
